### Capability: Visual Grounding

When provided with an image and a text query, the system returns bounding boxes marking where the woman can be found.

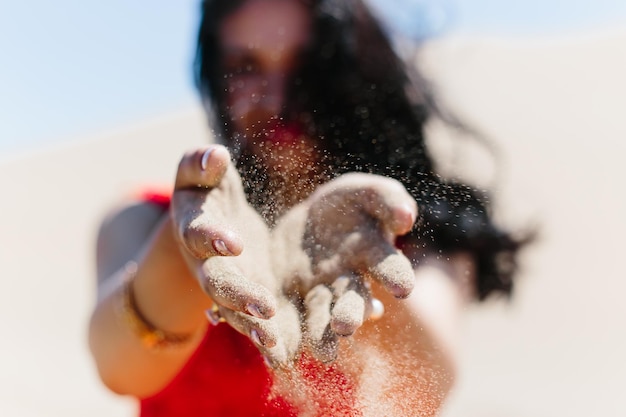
[89,0,525,415]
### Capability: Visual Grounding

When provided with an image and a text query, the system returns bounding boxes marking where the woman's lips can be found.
[264,122,303,146]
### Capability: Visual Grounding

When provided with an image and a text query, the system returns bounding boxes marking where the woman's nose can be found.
[260,73,286,116]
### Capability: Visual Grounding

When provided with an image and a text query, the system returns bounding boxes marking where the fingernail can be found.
[332,275,351,292]
[404,203,417,224]
[336,275,350,285]
[205,306,222,326]
[250,329,262,346]
[262,355,273,368]
[200,148,214,171]
[213,239,233,256]
[370,298,384,321]
[246,303,264,319]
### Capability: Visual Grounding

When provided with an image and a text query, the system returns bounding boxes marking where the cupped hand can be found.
[272,173,418,362]
[170,145,300,366]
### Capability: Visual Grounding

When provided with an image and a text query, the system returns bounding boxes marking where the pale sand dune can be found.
[1,32,625,416]
[423,31,626,417]
[0,108,209,416]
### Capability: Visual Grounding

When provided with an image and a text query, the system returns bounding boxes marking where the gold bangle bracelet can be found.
[117,261,194,349]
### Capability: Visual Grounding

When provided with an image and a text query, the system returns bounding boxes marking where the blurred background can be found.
[1,0,625,416]
[3,0,626,159]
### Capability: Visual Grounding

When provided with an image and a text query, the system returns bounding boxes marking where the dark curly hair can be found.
[194,0,529,300]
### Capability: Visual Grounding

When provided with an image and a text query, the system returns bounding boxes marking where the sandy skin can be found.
[172,144,421,366]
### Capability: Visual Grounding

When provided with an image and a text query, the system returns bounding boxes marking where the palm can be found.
[272,173,418,361]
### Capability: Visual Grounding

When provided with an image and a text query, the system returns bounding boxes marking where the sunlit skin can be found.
[89,0,476,414]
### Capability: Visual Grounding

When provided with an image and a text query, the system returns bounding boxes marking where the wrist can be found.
[130,217,213,339]
[117,261,204,349]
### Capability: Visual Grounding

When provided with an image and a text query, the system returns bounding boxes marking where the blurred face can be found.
[218,0,319,173]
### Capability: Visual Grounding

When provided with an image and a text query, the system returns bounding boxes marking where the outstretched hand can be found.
[169,147,417,366]
[170,145,300,366]
[272,173,418,362]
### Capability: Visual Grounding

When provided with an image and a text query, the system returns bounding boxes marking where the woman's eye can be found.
[223,57,258,76]
[242,63,257,74]
[228,59,255,73]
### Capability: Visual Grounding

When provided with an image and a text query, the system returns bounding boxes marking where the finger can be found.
[317,228,415,299]
[217,306,278,348]
[173,146,246,258]
[175,197,244,258]
[362,239,415,299]
[330,275,369,336]
[349,176,417,237]
[199,256,277,319]
[373,181,417,236]
[262,299,302,368]
[218,300,302,368]
[313,173,418,237]
[304,284,338,363]
[175,145,231,190]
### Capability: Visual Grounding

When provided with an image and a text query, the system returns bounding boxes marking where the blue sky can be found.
[1,0,625,159]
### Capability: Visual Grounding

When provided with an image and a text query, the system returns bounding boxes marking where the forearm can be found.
[88,216,212,398]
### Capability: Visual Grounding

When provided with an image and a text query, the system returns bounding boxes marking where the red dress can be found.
[136,189,358,417]
[140,323,297,416]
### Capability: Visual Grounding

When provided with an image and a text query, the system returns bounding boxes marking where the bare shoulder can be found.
[96,200,167,284]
